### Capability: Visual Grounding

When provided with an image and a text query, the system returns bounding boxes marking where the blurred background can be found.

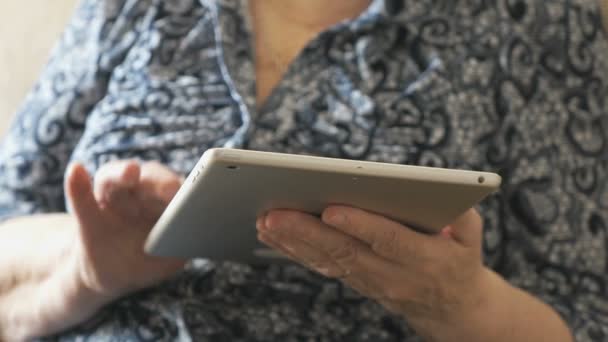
[0,0,79,137]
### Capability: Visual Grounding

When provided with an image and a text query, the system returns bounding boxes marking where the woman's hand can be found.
[67,160,186,300]
[0,161,186,341]
[255,206,561,341]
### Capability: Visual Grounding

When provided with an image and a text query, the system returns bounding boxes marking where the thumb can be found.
[447,208,483,248]
[65,163,104,245]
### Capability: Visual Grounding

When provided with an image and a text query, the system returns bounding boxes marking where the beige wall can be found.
[0,0,79,138]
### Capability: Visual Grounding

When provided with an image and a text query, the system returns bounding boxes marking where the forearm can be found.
[485,270,573,342]
[425,269,573,342]
[0,214,106,341]
[0,258,106,341]
[0,214,75,286]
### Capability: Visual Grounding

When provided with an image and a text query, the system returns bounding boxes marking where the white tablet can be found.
[145,148,501,263]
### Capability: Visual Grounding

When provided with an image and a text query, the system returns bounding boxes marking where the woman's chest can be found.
[67,0,607,183]
[67,0,608,274]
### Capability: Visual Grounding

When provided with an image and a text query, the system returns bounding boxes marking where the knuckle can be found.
[287,213,312,237]
[328,240,359,264]
[372,230,400,258]
[363,229,381,246]
[308,261,338,277]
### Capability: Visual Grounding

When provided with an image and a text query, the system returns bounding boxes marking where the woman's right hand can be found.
[66,160,186,301]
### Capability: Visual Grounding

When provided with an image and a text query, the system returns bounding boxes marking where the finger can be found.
[93,160,140,204]
[264,210,395,280]
[257,231,315,267]
[93,160,141,217]
[258,231,294,259]
[447,208,483,248]
[258,226,347,279]
[257,215,345,277]
[136,162,183,219]
[139,162,183,202]
[260,218,388,298]
[322,206,437,264]
[65,163,104,246]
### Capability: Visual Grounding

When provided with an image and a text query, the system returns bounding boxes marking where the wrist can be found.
[410,267,507,342]
[27,253,115,340]
[63,251,119,315]
[446,268,512,341]
[416,268,572,342]
[0,257,111,341]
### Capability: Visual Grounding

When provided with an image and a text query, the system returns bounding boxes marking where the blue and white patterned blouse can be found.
[1,0,608,340]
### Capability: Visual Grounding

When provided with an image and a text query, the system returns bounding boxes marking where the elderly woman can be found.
[1,0,607,340]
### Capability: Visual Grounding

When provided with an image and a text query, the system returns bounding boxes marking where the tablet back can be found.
[145,148,501,263]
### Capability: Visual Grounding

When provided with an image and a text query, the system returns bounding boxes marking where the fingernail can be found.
[256,217,264,230]
[328,212,346,225]
[265,214,292,232]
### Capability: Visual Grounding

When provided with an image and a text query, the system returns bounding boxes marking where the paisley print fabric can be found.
[0,0,607,340]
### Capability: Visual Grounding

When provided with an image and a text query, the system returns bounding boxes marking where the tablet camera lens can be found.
[478,176,485,184]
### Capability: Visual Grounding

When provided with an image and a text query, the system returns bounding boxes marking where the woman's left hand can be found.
[256,206,499,340]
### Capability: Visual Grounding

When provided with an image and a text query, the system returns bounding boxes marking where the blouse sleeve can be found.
[0,0,149,221]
